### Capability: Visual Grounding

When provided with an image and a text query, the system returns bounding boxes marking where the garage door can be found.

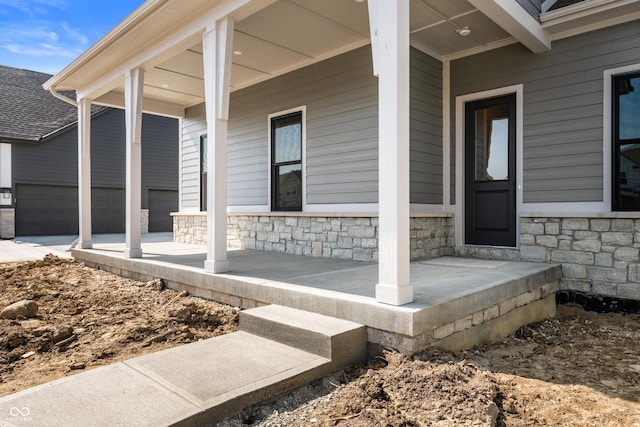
[148,189,178,232]
[15,184,125,236]
[15,184,78,236]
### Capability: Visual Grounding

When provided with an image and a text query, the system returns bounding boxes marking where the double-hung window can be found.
[271,111,303,211]
[613,72,640,210]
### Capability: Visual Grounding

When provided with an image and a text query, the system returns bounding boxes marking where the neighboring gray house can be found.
[43,0,640,306]
[0,65,179,238]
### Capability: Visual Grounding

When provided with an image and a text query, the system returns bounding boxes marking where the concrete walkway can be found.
[0,238,71,262]
[0,233,561,425]
[0,305,366,427]
[0,233,174,263]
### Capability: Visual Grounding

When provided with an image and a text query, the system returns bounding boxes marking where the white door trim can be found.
[455,84,523,248]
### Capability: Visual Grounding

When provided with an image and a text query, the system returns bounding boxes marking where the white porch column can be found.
[369,0,413,305]
[203,18,233,274]
[124,68,144,258]
[78,98,93,249]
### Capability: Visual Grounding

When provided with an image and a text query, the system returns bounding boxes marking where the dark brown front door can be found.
[465,94,516,247]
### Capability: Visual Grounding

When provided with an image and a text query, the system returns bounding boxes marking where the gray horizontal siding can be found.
[181,103,206,210]
[450,20,640,204]
[13,109,178,209]
[230,45,379,205]
[410,48,443,204]
[182,45,444,208]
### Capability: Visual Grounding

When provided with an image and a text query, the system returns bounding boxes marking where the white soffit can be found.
[77,0,550,115]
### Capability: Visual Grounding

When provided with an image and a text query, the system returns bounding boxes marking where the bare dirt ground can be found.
[0,255,238,397]
[219,306,640,427]
[1,255,639,426]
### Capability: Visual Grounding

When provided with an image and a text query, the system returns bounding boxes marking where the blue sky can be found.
[0,0,141,75]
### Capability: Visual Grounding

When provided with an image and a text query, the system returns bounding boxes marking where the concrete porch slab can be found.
[67,235,561,354]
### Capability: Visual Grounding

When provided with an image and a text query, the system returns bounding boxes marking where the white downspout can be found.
[48,87,78,107]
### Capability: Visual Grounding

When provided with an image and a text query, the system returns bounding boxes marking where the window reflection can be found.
[474,105,509,181]
[615,73,640,210]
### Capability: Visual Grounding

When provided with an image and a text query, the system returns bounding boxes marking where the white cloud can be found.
[2,42,79,58]
[0,0,90,72]
[61,22,89,46]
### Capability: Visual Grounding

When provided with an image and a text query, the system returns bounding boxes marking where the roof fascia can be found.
[547,9,640,40]
[0,137,37,144]
[43,0,170,91]
[467,0,551,53]
[540,0,638,25]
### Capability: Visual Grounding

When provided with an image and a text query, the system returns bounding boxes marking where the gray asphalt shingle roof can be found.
[0,65,105,144]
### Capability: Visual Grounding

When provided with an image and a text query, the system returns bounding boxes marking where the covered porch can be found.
[69,233,560,354]
[42,0,556,307]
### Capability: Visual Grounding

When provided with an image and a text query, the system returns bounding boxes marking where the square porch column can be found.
[369,0,413,305]
[77,97,92,249]
[124,68,144,258]
[203,18,234,274]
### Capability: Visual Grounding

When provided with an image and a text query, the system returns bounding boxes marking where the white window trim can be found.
[267,105,307,212]
[455,84,523,248]
[226,205,270,213]
[0,143,11,207]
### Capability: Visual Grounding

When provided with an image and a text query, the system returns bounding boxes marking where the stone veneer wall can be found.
[0,208,15,239]
[141,209,149,235]
[457,215,640,302]
[519,216,640,301]
[173,213,454,262]
[173,213,207,244]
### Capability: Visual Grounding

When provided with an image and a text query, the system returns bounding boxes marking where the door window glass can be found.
[474,105,509,181]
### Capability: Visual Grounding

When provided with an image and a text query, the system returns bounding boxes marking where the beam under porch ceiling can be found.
[95,92,186,118]
[468,0,551,53]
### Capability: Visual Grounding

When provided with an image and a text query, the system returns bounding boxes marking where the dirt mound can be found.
[218,305,640,427]
[0,255,238,396]
[306,353,498,426]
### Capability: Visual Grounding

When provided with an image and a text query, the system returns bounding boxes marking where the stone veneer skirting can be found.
[518,216,640,301]
[172,213,454,262]
[455,214,640,302]
[173,212,640,302]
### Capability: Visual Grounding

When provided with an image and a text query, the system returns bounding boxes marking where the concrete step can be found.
[0,306,367,427]
[240,304,367,369]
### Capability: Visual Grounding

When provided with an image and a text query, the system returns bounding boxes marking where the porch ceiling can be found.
[65,0,516,117]
[31,1,530,119]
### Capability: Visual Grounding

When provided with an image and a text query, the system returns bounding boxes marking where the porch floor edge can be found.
[71,246,560,354]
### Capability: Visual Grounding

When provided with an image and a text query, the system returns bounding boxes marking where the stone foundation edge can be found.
[367,281,558,354]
